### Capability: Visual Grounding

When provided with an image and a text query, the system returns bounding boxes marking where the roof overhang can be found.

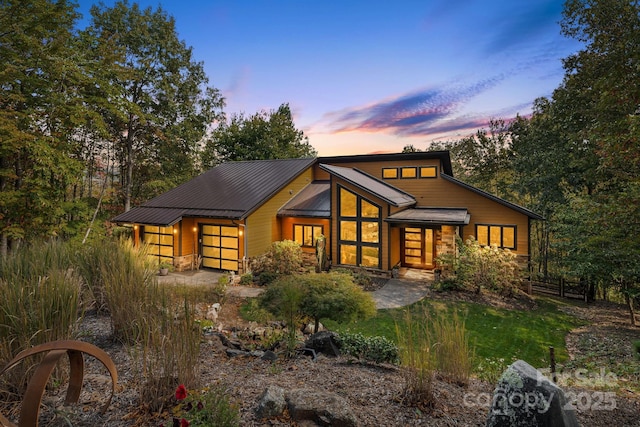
[385,208,470,226]
[112,206,245,226]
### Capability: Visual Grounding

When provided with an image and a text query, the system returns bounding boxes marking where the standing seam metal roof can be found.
[319,164,416,207]
[113,158,316,224]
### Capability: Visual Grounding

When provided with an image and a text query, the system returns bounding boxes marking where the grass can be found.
[324,296,585,372]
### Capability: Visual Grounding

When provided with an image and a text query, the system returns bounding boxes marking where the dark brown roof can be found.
[386,208,470,226]
[278,181,330,218]
[319,164,416,207]
[113,158,316,225]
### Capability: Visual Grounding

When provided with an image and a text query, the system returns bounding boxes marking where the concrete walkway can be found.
[158,268,432,308]
[372,278,431,309]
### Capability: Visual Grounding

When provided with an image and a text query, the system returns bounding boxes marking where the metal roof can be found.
[319,164,416,207]
[277,181,330,218]
[112,158,316,225]
[441,174,544,220]
[385,208,470,226]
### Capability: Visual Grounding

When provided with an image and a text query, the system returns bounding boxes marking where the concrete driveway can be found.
[372,278,431,309]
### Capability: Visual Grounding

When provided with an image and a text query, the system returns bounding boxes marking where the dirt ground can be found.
[2,292,640,426]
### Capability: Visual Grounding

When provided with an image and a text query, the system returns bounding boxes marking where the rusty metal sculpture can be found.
[0,340,118,427]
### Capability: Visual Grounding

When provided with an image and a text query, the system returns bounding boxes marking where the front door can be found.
[402,227,435,268]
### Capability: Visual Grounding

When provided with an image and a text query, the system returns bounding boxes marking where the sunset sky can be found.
[77,0,583,156]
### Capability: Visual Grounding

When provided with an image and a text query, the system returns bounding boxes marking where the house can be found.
[112,151,543,273]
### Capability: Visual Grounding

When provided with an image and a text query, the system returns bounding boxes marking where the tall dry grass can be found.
[91,238,201,409]
[0,241,82,396]
[395,308,436,411]
[395,306,475,410]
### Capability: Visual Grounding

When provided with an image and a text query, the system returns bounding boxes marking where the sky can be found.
[76,0,583,156]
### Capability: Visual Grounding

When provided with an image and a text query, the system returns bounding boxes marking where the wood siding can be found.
[246,168,314,257]
[280,217,331,253]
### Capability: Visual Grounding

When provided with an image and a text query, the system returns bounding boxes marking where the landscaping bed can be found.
[1,290,639,426]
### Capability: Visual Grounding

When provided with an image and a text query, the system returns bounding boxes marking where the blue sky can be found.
[76,0,582,156]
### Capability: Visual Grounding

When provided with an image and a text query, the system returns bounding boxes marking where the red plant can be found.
[175,384,187,401]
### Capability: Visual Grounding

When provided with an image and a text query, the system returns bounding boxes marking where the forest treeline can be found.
[1,1,639,319]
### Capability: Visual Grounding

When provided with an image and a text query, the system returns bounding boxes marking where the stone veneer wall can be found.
[436,225,458,260]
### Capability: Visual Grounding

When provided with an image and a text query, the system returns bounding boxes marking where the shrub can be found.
[173,383,240,427]
[300,272,376,333]
[251,240,303,278]
[212,275,229,303]
[446,237,522,295]
[239,273,253,285]
[337,332,399,364]
[240,298,274,323]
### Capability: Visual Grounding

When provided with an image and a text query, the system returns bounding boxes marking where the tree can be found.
[0,0,87,255]
[260,272,376,335]
[202,103,316,168]
[429,119,514,199]
[87,1,224,211]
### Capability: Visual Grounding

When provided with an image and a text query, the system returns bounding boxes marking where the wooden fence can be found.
[524,277,588,302]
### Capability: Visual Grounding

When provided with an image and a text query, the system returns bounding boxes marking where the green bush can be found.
[239,273,253,285]
[251,240,303,278]
[445,237,522,295]
[337,332,399,364]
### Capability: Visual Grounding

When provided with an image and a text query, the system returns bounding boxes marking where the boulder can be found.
[486,360,580,427]
[261,350,278,361]
[286,388,358,427]
[255,385,287,419]
[304,331,341,357]
[303,322,324,334]
[205,302,221,321]
[225,348,250,358]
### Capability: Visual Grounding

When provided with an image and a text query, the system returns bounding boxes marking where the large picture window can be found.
[338,186,381,268]
[294,224,323,247]
[476,224,516,249]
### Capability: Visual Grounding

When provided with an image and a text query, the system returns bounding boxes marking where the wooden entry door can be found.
[402,227,435,268]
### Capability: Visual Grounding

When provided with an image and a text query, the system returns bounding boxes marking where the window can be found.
[382,168,398,179]
[338,186,381,268]
[419,166,437,178]
[476,224,516,249]
[142,225,174,264]
[294,224,323,247]
[400,167,417,178]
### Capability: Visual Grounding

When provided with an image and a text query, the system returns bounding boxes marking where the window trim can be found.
[419,166,437,178]
[475,224,517,250]
[337,185,382,269]
[293,224,324,248]
[400,167,418,179]
[382,167,398,179]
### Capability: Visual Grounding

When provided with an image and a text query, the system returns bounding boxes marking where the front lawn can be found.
[324,295,585,371]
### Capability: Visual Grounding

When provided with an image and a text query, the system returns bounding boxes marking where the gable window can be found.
[400,167,417,178]
[382,168,398,179]
[476,224,516,249]
[419,166,437,178]
[294,224,323,247]
[338,186,381,268]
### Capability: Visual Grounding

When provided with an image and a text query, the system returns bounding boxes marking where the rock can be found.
[486,360,580,427]
[255,385,287,419]
[225,348,250,358]
[303,322,324,334]
[261,350,278,361]
[250,350,265,358]
[205,302,221,321]
[305,331,341,357]
[207,334,227,353]
[286,388,358,427]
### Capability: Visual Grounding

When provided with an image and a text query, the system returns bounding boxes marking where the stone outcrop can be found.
[486,360,580,427]
[304,331,341,357]
[255,387,358,426]
[255,385,287,419]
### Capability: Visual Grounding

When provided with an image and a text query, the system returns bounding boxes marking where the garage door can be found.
[200,224,238,271]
